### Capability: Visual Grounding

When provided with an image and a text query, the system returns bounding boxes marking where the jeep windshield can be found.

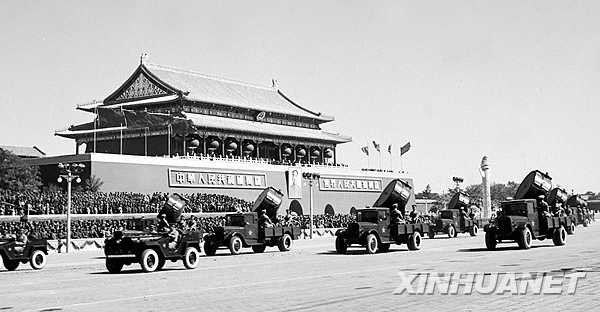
[226,215,246,227]
[502,202,528,217]
[440,211,454,219]
[357,210,379,223]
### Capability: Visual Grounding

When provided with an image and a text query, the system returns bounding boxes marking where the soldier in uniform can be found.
[258,209,274,228]
[157,214,171,233]
[14,229,28,254]
[408,205,419,223]
[390,203,405,224]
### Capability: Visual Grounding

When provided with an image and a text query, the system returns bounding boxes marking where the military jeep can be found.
[104,194,203,273]
[429,192,485,238]
[484,170,572,250]
[203,187,301,256]
[335,179,429,254]
[0,238,48,271]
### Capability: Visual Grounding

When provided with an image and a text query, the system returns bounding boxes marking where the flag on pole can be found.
[387,145,392,154]
[400,142,411,155]
[361,146,369,156]
[372,141,381,152]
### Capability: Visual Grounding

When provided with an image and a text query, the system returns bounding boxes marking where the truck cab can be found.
[429,192,482,238]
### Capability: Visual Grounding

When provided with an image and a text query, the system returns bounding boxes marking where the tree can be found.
[0,148,41,192]
[83,175,104,192]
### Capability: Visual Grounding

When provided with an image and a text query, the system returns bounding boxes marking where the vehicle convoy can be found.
[335,179,429,254]
[104,194,203,273]
[203,187,301,256]
[548,187,575,234]
[0,238,48,271]
[484,170,573,250]
[566,195,590,228]
[428,191,485,238]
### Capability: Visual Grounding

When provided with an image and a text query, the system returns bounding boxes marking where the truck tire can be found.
[485,232,497,250]
[407,232,422,250]
[183,247,200,269]
[378,243,391,253]
[335,236,347,254]
[552,225,567,246]
[140,249,160,273]
[278,234,292,252]
[3,258,19,271]
[204,240,218,256]
[252,245,266,253]
[469,225,478,237]
[517,227,532,249]
[447,225,456,238]
[583,219,588,227]
[29,250,47,270]
[229,236,243,255]
[365,234,378,254]
[567,223,575,235]
[106,259,124,273]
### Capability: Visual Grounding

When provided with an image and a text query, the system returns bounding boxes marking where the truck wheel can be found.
[278,234,292,252]
[583,219,588,227]
[106,259,124,273]
[183,247,200,269]
[378,243,391,253]
[552,226,567,246]
[365,234,378,254]
[3,258,19,271]
[517,228,532,249]
[29,250,47,270]
[485,232,497,250]
[447,226,456,238]
[335,236,347,254]
[567,224,575,235]
[140,249,160,273]
[469,225,478,237]
[252,245,266,253]
[407,232,422,250]
[229,236,243,255]
[204,240,217,256]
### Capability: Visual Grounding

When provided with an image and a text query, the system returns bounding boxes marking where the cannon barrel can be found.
[447,191,470,210]
[547,187,568,207]
[253,187,284,222]
[373,179,413,212]
[514,170,552,200]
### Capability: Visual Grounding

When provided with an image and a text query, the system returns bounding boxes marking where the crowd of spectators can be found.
[0,189,253,215]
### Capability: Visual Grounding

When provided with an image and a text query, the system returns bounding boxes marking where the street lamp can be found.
[57,162,85,253]
[303,172,320,239]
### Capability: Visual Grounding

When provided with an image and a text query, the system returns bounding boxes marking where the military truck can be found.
[335,179,430,254]
[104,194,203,273]
[428,191,485,238]
[203,187,301,256]
[0,238,48,271]
[566,195,590,228]
[484,170,572,250]
[548,187,575,234]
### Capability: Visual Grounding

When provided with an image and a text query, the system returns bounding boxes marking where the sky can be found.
[1,1,599,193]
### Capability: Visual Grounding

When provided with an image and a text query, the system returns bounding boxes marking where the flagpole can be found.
[167,123,171,156]
[120,124,123,155]
[93,107,97,153]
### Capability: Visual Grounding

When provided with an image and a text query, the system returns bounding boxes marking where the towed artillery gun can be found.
[203,187,301,256]
[484,170,573,250]
[335,179,429,254]
[428,191,485,238]
[0,237,48,271]
[566,195,591,228]
[548,187,575,234]
[104,194,203,273]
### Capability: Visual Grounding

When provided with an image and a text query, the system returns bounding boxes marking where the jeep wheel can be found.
[378,243,391,253]
[365,234,378,254]
[567,224,575,235]
[407,232,422,250]
[470,225,478,237]
[485,232,497,250]
[140,249,160,273]
[278,234,292,252]
[204,240,218,256]
[183,247,200,269]
[517,227,532,249]
[447,226,456,238]
[252,245,266,253]
[3,258,19,271]
[229,236,243,255]
[29,250,47,270]
[106,259,124,273]
[335,236,347,254]
[552,225,567,246]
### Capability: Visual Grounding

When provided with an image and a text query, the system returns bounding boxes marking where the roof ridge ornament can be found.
[140,52,149,65]
[271,79,279,90]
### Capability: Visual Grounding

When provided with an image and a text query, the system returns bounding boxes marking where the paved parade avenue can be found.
[1,220,599,312]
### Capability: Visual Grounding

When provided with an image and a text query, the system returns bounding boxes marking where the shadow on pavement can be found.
[90,267,184,275]
[317,249,407,256]
[457,245,555,252]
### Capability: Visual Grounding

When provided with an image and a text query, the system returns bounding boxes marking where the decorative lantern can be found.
[188,139,200,148]
[244,143,255,152]
[311,149,321,157]
[282,147,292,156]
[324,148,333,158]
[296,148,306,157]
[227,141,238,151]
[209,139,220,149]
